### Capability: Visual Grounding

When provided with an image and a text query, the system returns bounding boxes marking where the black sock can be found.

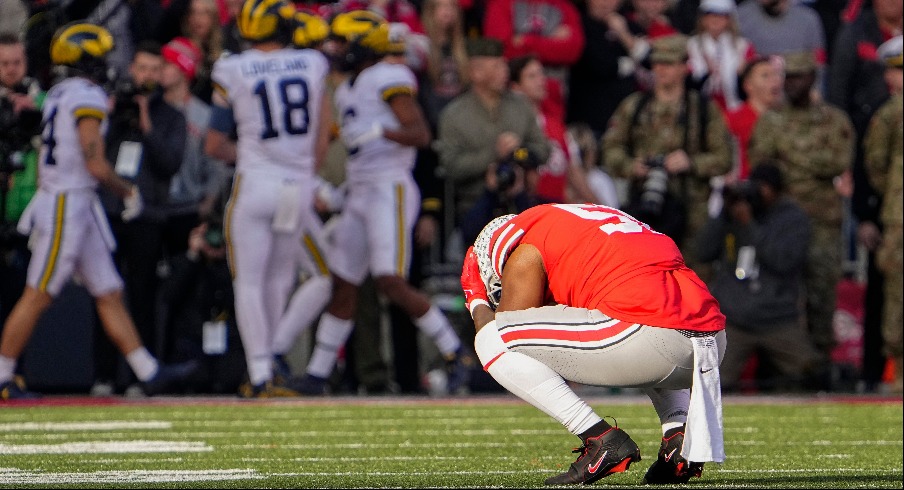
[579,420,613,443]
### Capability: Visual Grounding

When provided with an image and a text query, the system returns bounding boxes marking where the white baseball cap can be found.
[699,0,736,15]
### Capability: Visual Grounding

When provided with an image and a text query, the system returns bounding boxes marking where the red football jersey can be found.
[489,203,725,332]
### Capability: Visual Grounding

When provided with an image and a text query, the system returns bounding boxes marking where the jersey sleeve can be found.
[72,84,108,121]
[210,56,236,103]
[377,63,418,101]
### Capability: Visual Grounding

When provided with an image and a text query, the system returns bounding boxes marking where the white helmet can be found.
[472,214,516,309]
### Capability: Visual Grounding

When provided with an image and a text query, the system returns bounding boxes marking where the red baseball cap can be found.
[162,37,202,81]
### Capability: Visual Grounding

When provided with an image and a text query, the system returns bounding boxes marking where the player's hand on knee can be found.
[462,246,489,317]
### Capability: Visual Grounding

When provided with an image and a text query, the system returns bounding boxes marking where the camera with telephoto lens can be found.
[0,85,42,175]
[496,147,541,193]
[638,155,668,217]
[723,179,763,216]
[109,76,157,128]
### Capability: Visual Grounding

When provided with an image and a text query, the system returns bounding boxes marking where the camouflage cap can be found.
[649,34,689,64]
[466,37,503,58]
[877,35,903,69]
[782,51,816,74]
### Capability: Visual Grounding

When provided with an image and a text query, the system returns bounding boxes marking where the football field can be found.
[0,394,900,488]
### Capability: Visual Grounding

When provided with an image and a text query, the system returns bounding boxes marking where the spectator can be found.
[159,0,225,103]
[159,37,228,259]
[566,122,622,208]
[508,55,598,204]
[159,214,244,394]
[96,41,187,393]
[436,37,550,245]
[862,35,903,394]
[827,0,901,391]
[419,0,470,130]
[221,0,250,54]
[626,0,678,39]
[724,55,782,181]
[748,51,855,370]
[0,34,43,327]
[737,0,826,96]
[482,0,585,84]
[624,0,679,90]
[602,34,732,277]
[566,0,642,138]
[0,1,27,38]
[686,0,757,113]
[696,162,821,392]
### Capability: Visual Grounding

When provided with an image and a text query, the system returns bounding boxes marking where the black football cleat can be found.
[141,360,199,396]
[545,426,641,485]
[642,426,704,484]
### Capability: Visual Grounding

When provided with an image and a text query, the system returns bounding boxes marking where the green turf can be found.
[0,396,900,488]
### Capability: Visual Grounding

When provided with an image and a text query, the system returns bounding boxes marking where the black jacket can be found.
[695,196,811,330]
[102,90,186,223]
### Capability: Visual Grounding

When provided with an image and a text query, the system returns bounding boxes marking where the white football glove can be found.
[121,185,143,222]
[316,181,346,213]
[342,121,383,148]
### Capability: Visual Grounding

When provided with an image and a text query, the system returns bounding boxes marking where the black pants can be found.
[94,218,164,387]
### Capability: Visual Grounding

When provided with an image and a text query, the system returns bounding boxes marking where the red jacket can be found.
[483,0,585,66]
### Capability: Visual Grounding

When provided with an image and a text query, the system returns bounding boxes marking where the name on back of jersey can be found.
[240,56,311,77]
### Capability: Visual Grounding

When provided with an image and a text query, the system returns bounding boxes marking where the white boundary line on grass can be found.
[0,421,171,431]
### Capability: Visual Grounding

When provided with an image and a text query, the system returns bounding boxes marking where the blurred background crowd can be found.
[0,0,901,397]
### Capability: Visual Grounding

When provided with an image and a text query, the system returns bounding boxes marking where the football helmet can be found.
[49,22,113,81]
[472,214,516,309]
[329,10,390,70]
[293,11,329,49]
[237,0,296,43]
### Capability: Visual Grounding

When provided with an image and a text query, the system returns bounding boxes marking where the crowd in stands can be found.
[0,0,901,397]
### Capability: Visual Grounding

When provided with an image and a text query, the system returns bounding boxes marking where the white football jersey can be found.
[334,61,418,183]
[212,47,329,179]
[38,77,109,193]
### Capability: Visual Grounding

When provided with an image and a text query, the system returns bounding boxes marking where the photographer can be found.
[437,37,549,245]
[696,163,822,392]
[157,213,244,394]
[460,145,547,246]
[0,34,44,325]
[96,41,186,390]
[601,34,731,278]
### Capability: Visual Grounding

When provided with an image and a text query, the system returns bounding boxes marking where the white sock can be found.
[414,305,461,356]
[0,355,17,383]
[644,388,690,435]
[248,355,273,386]
[272,275,332,354]
[306,313,354,379]
[125,347,159,382]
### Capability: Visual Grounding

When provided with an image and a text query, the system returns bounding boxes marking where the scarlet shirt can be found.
[490,203,725,332]
[726,102,760,180]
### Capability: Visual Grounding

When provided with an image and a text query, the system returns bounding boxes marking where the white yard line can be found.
[0,421,171,431]
[0,441,211,455]
[0,468,261,484]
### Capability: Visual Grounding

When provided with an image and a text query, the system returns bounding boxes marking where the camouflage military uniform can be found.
[863,93,903,391]
[748,102,855,357]
[601,91,732,273]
